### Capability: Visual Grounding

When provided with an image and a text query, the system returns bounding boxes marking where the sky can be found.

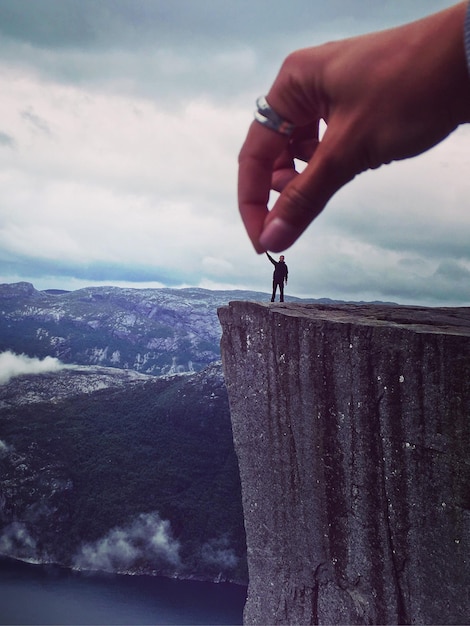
[0,0,469,306]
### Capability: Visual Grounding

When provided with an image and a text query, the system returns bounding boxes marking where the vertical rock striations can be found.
[218,302,470,625]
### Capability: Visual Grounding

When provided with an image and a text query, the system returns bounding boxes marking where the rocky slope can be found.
[0,364,154,407]
[219,302,470,625]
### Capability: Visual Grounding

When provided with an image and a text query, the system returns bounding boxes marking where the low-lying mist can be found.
[0,351,66,385]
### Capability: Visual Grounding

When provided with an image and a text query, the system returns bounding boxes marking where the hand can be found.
[238,2,470,253]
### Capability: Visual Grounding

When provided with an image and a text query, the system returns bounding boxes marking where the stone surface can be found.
[218,302,470,625]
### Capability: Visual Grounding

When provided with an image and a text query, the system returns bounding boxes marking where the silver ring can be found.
[254,96,295,137]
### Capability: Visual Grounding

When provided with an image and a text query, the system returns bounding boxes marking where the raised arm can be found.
[266,252,276,266]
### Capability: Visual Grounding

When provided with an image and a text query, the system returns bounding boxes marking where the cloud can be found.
[73,512,181,574]
[0,439,11,458]
[0,351,65,385]
[0,522,38,560]
[0,131,14,148]
[200,535,239,570]
[0,0,467,306]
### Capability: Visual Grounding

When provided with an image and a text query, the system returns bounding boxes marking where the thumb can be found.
[259,122,359,251]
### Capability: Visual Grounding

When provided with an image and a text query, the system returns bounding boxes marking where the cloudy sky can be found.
[0,0,468,305]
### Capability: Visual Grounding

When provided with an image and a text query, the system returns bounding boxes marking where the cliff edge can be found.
[218,302,470,625]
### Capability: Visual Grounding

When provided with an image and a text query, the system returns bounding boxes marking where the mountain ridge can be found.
[0,281,338,376]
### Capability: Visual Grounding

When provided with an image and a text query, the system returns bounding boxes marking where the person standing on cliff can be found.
[266,252,288,302]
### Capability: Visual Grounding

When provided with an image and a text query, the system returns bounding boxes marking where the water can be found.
[0,557,246,625]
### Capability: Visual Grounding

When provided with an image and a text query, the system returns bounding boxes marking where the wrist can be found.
[423,1,470,124]
[446,1,470,123]
[465,1,470,77]
[387,2,470,125]
[400,1,470,125]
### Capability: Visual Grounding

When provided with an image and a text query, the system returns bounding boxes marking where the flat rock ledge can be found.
[218,302,470,625]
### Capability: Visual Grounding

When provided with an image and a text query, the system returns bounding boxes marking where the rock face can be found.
[218,302,470,625]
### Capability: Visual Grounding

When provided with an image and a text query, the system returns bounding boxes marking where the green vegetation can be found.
[0,371,247,582]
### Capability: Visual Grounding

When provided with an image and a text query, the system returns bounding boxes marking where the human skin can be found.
[238,2,470,253]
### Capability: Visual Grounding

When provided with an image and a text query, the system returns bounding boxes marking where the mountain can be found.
[0,281,295,375]
[0,362,247,583]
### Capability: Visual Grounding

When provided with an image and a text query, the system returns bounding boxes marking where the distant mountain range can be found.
[0,281,335,376]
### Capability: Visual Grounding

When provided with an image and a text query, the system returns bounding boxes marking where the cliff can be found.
[218,302,470,625]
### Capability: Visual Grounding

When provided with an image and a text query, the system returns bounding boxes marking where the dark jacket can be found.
[266,253,288,282]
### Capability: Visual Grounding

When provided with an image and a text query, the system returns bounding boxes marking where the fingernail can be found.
[260,217,297,251]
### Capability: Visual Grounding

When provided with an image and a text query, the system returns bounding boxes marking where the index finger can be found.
[238,120,289,253]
